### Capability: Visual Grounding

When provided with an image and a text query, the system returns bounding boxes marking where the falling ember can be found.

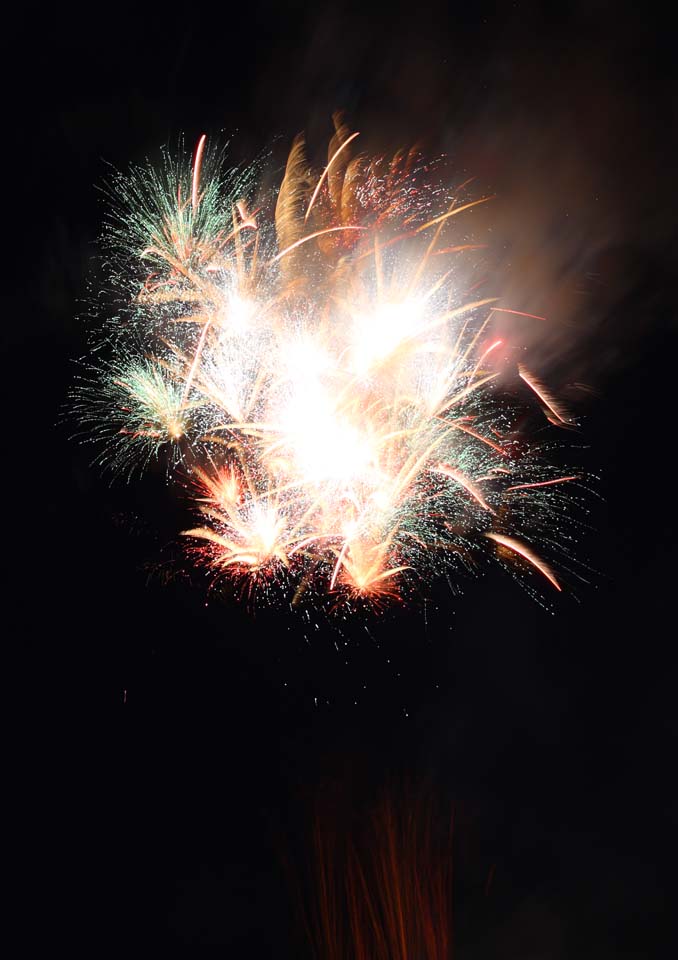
[518,364,573,425]
[485,532,562,591]
[72,115,585,609]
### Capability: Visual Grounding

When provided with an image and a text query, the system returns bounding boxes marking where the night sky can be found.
[9,2,676,954]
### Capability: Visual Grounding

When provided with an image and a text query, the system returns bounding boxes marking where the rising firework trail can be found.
[73,114,585,609]
[297,786,454,960]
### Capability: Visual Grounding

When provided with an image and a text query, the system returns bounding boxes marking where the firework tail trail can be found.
[297,786,454,960]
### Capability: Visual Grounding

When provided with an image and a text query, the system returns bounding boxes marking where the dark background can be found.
[8,1,676,954]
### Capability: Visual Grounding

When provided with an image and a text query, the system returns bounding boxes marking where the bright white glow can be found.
[350,299,425,375]
[218,292,256,336]
[280,336,332,382]
[278,381,375,486]
[249,505,284,556]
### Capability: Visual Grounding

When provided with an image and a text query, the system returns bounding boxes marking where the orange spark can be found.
[518,364,572,424]
[507,475,578,491]
[432,463,495,513]
[191,134,207,210]
[272,225,367,263]
[305,130,361,221]
[485,532,561,591]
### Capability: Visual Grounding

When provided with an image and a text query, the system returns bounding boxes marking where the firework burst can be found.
[73,114,586,608]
